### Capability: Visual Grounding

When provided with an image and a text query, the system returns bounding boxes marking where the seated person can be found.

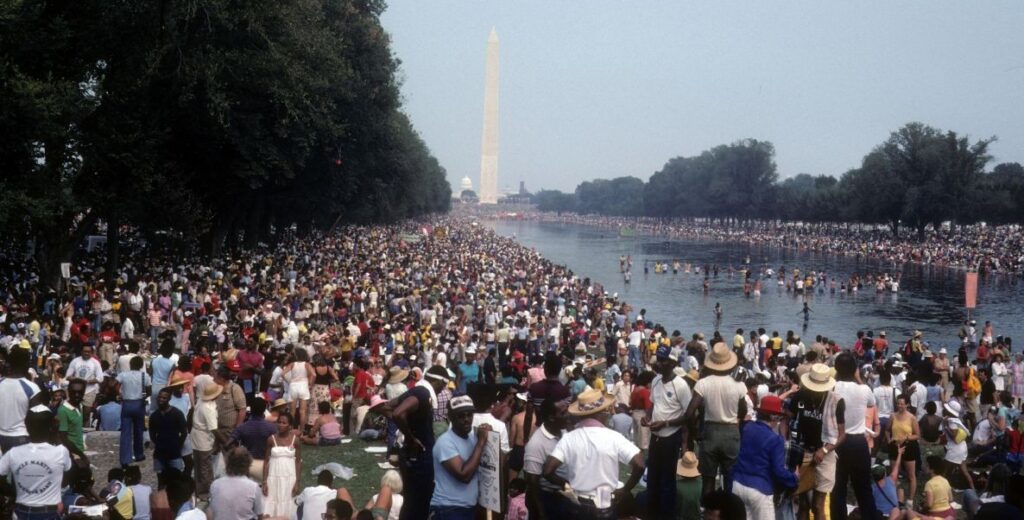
[303,401,343,446]
[922,456,956,519]
[62,464,104,512]
[101,467,135,520]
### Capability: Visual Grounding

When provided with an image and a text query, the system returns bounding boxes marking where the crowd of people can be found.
[0,217,1022,519]
[524,213,1024,275]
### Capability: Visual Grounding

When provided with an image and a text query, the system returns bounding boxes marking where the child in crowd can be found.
[507,478,528,520]
[676,451,702,520]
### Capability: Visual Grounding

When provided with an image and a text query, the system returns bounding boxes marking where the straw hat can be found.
[703,342,737,372]
[676,451,700,478]
[943,400,962,417]
[388,366,410,385]
[567,388,616,416]
[270,398,288,411]
[166,374,189,388]
[800,363,836,392]
[202,383,223,401]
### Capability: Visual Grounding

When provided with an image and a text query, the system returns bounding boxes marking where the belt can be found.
[577,497,612,509]
[706,421,738,426]
[16,504,60,512]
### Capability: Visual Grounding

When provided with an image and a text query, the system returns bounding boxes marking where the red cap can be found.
[757,395,784,416]
[226,359,241,372]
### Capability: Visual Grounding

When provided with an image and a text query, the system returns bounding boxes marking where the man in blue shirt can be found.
[430,395,491,520]
[730,394,798,520]
[230,398,278,479]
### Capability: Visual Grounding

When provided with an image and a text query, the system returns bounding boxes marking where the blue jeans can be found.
[13,505,60,520]
[539,490,572,519]
[0,435,29,453]
[428,505,475,520]
[627,345,641,371]
[154,457,185,473]
[120,399,146,465]
[647,430,683,519]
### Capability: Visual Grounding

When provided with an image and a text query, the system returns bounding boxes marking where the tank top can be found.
[320,420,342,440]
[314,366,332,385]
[891,413,914,442]
[290,362,308,383]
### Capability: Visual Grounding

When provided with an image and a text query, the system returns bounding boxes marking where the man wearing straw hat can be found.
[192,382,221,500]
[788,363,845,520]
[644,345,692,519]
[683,342,747,497]
[543,388,645,519]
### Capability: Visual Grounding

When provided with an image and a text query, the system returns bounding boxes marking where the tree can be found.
[534,190,576,214]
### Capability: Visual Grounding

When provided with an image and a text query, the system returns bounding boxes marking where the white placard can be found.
[60,262,71,279]
[477,429,502,513]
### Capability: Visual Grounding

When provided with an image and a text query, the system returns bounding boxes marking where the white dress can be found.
[264,435,298,518]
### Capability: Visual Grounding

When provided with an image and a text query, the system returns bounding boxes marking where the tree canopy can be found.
[0,0,451,286]
[541,124,1005,239]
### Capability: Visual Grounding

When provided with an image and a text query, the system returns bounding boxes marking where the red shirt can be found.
[629,387,652,411]
[353,368,375,401]
[236,349,264,380]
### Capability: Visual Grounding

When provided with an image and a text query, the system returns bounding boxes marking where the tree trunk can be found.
[106,212,121,275]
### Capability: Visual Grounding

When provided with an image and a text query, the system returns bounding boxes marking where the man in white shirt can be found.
[644,346,692,519]
[544,388,644,519]
[296,470,340,520]
[829,353,877,520]
[524,398,572,520]
[907,374,928,419]
[0,405,72,519]
[66,345,104,425]
[684,342,747,496]
[0,348,41,452]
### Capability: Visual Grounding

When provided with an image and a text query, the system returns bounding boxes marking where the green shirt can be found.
[58,402,85,452]
[676,478,701,520]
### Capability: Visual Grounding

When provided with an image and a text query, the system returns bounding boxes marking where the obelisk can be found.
[478,27,499,204]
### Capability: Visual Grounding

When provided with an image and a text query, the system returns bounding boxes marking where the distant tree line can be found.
[0,0,451,287]
[537,123,1023,239]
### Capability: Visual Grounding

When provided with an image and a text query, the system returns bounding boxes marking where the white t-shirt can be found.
[832,381,875,435]
[693,375,747,424]
[550,424,639,498]
[295,485,336,520]
[973,419,994,445]
[872,385,895,419]
[650,374,692,437]
[627,331,643,348]
[0,442,72,506]
[66,357,104,394]
[472,413,511,454]
[0,377,40,436]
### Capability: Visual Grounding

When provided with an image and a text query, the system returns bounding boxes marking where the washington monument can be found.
[478,27,499,204]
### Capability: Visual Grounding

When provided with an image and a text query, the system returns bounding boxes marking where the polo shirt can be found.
[549,421,640,498]
[231,419,278,460]
[57,402,84,453]
[650,374,692,437]
[693,375,747,424]
[523,425,570,492]
[0,442,72,506]
[431,430,480,508]
[0,377,40,436]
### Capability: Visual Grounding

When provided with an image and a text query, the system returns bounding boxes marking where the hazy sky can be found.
[380,1,1024,193]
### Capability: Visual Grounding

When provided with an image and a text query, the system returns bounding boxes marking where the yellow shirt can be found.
[924,476,952,512]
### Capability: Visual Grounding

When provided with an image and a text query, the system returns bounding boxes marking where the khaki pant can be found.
[631,410,650,450]
[193,450,214,498]
[248,458,265,481]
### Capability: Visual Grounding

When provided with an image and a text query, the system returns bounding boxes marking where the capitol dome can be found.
[460,176,473,191]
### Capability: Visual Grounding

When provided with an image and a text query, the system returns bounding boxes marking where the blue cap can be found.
[655,345,677,361]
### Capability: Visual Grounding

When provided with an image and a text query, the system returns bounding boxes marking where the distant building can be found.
[460,176,473,192]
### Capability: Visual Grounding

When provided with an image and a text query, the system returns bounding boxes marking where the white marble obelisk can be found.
[478,28,499,204]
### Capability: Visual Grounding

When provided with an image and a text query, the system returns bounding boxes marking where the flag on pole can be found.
[965,272,978,309]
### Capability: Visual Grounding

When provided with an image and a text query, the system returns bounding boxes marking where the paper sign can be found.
[61,262,71,279]
[477,430,503,513]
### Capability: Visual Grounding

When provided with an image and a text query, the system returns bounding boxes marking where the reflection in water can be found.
[490,221,1023,346]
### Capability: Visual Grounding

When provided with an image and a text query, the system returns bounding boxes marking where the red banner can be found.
[965,272,978,309]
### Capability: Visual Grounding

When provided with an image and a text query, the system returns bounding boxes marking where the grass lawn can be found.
[298,438,393,505]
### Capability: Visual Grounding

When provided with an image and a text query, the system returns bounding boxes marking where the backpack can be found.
[964,367,982,399]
